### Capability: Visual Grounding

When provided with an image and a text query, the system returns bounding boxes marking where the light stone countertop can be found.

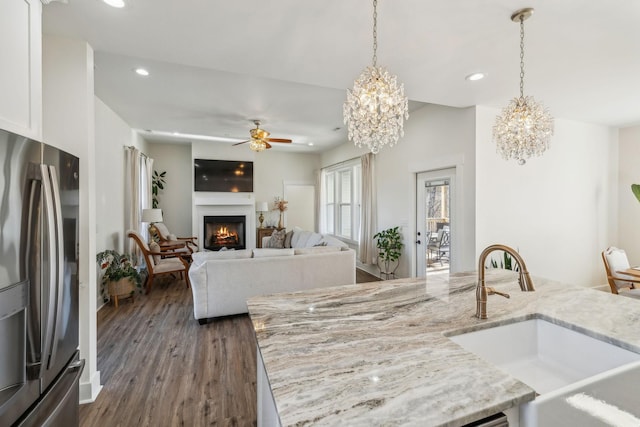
[247,270,640,426]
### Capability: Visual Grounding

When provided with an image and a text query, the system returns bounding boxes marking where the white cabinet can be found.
[0,0,42,140]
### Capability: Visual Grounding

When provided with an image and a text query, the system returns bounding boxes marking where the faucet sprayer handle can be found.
[486,287,510,299]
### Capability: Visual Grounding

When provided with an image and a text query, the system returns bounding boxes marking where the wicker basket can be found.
[107,278,136,307]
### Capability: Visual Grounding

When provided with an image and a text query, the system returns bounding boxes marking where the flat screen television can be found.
[194,159,253,192]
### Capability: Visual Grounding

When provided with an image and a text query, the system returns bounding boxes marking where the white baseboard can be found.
[79,370,102,404]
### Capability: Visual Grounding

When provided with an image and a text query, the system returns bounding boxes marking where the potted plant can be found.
[96,249,143,306]
[374,226,404,279]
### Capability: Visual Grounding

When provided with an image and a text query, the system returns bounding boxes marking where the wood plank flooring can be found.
[80,269,380,427]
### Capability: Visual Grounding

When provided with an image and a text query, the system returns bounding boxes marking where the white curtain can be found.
[124,147,153,257]
[315,169,322,232]
[359,153,377,264]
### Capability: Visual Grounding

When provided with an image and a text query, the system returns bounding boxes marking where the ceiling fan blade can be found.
[266,138,292,143]
[232,140,250,146]
[264,141,272,149]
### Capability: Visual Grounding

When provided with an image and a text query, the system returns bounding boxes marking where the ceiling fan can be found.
[233,120,292,152]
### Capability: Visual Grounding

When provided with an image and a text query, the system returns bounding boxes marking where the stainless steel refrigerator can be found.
[0,128,84,426]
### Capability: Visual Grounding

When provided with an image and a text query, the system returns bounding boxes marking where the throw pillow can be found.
[149,241,162,265]
[252,248,295,258]
[265,229,286,248]
[284,230,294,248]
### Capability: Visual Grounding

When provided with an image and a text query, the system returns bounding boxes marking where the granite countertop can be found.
[247,270,640,426]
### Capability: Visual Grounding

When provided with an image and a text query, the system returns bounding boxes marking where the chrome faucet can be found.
[476,244,535,319]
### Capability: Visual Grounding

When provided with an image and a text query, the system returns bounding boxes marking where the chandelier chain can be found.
[372,0,378,66]
[519,16,525,98]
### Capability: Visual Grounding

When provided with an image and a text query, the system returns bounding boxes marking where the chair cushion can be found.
[605,247,635,290]
[155,223,171,239]
[149,242,161,265]
[154,257,185,274]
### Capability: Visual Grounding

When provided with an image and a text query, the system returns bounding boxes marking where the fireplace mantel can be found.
[193,195,256,249]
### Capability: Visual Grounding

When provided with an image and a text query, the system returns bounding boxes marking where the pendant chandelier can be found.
[493,8,554,165]
[343,0,408,155]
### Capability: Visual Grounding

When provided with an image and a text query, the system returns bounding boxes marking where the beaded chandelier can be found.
[493,8,554,165]
[343,0,408,155]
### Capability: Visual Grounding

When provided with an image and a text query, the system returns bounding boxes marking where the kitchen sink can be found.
[447,317,640,394]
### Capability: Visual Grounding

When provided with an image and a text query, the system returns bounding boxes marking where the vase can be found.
[278,212,284,229]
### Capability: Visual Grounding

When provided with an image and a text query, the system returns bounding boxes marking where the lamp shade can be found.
[256,202,269,212]
[141,208,163,223]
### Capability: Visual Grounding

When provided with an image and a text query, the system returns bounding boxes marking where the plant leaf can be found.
[632,184,640,203]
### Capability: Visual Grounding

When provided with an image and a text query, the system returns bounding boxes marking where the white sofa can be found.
[188,246,356,323]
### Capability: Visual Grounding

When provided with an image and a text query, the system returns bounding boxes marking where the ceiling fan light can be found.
[249,139,267,152]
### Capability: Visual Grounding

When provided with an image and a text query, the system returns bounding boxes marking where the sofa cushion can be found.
[191,249,252,266]
[265,228,286,248]
[319,235,348,248]
[253,248,295,258]
[294,246,342,255]
[291,230,323,248]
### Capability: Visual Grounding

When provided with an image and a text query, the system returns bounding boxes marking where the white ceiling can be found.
[42,0,640,153]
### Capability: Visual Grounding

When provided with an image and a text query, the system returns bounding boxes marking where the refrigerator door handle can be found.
[39,164,58,377]
[46,165,64,369]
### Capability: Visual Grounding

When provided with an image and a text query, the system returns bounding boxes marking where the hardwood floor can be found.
[81,269,381,427]
[80,277,257,427]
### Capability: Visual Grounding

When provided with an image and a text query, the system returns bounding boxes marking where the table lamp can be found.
[142,208,163,242]
[256,202,269,228]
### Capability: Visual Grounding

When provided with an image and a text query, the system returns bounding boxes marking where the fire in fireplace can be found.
[204,215,246,250]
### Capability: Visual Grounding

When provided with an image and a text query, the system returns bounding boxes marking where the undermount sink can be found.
[448,317,640,395]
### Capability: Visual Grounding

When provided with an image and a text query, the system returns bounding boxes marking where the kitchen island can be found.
[247,270,640,426]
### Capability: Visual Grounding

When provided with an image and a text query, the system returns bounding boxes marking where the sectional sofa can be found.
[188,229,356,322]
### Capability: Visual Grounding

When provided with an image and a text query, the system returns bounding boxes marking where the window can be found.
[321,159,361,242]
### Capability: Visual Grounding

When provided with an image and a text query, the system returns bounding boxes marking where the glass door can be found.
[416,168,455,278]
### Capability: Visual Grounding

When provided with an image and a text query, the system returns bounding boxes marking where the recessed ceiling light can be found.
[103,0,125,8]
[308,142,314,146]
[134,68,149,77]
[465,72,486,81]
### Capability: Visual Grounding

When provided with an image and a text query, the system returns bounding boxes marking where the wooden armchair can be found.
[601,247,640,299]
[153,222,199,253]
[128,230,190,294]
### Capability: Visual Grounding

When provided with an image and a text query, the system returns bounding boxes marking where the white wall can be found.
[147,142,192,237]
[475,105,618,287]
[42,35,100,402]
[190,141,320,231]
[95,98,129,254]
[322,104,477,278]
[618,126,640,262]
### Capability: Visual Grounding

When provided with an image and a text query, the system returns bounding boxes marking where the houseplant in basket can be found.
[374,226,404,279]
[96,249,143,307]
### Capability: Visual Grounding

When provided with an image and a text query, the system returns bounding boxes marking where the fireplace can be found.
[204,215,246,251]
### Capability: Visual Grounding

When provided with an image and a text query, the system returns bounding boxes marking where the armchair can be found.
[601,247,640,299]
[154,222,199,253]
[128,230,191,294]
